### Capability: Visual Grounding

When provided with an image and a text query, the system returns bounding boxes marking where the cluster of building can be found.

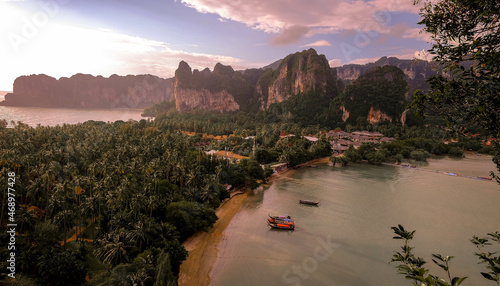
[198,129,396,161]
[326,130,395,152]
[279,130,395,152]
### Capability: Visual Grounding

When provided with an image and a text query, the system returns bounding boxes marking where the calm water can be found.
[0,96,145,127]
[210,155,500,286]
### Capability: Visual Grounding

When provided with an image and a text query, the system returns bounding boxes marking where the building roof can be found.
[271,163,288,168]
[327,130,351,137]
[304,136,319,142]
[352,131,384,137]
[214,150,249,160]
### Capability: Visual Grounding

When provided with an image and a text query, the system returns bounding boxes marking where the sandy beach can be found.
[178,190,249,286]
[178,157,331,286]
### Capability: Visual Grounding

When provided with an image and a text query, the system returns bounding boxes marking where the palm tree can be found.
[16,207,38,234]
[94,232,134,269]
[54,209,75,249]
[127,216,160,252]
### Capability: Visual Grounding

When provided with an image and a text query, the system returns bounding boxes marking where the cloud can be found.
[303,40,331,47]
[329,59,343,67]
[181,0,426,41]
[403,27,432,42]
[349,56,382,65]
[0,19,243,89]
[271,25,310,45]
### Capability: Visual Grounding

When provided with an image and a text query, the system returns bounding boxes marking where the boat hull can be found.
[267,221,295,230]
[299,200,319,205]
[268,215,295,230]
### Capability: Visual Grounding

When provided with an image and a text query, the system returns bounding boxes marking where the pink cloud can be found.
[271,25,310,45]
[329,59,343,67]
[181,0,427,43]
[303,40,332,47]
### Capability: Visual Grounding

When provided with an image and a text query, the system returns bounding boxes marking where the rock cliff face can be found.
[0,74,174,108]
[256,49,338,109]
[175,88,239,112]
[367,106,393,124]
[173,61,241,112]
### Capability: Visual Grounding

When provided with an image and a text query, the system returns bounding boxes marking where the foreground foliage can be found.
[391,225,500,285]
[411,0,500,181]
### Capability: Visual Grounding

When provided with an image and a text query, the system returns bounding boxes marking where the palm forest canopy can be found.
[0,120,274,285]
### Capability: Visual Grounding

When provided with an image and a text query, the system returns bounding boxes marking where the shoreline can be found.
[178,156,331,286]
[178,188,250,286]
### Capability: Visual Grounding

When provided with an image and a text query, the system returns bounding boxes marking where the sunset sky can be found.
[0,0,432,91]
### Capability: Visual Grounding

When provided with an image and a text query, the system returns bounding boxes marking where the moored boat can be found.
[478,176,492,180]
[268,215,294,230]
[299,200,319,205]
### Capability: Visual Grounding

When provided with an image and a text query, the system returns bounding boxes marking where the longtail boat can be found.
[268,214,294,230]
[299,200,320,205]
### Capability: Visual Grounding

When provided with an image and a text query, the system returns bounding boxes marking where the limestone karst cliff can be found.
[172,49,339,113]
[0,74,174,109]
[174,61,242,112]
[255,48,339,109]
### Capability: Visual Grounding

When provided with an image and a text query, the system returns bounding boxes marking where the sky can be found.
[0,0,433,91]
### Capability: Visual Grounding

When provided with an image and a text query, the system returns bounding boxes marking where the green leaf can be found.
[432,254,444,262]
[451,277,467,286]
[481,272,496,281]
[432,259,447,270]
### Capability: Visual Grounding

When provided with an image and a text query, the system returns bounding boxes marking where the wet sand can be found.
[178,157,330,286]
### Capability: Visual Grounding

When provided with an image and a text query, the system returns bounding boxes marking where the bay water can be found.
[210,155,500,286]
[0,96,145,127]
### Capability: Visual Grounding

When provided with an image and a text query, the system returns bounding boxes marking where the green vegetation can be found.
[0,119,271,285]
[142,100,177,117]
[391,225,500,285]
[390,1,500,285]
[334,137,466,167]
[332,65,409,125]
[411,0,500,180]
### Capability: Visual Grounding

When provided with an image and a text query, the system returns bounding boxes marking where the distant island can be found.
[0,74,174,109]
